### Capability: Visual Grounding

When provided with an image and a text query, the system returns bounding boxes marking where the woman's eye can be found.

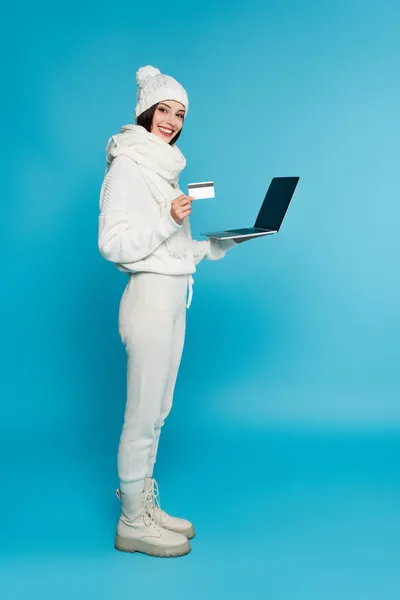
[159,107,184,119]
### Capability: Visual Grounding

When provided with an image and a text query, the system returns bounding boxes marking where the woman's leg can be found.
[146,300,186,478]
[117,273,187,495]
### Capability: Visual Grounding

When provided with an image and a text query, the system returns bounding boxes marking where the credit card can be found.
[188,181,215,200]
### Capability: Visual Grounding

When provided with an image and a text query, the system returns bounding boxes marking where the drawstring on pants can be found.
[186,275,194,309]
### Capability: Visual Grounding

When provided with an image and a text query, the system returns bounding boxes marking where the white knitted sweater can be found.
[98,155,237,275]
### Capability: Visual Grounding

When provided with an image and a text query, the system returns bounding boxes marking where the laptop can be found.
[201,176,299,240]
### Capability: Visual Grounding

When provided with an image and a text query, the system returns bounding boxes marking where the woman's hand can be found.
[171,194,195,225]
[232,234,262,244]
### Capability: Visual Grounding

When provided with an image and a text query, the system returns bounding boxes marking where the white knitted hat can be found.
[135,65,189,119]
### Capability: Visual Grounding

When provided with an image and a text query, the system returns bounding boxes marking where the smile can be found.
[158,127,173,135]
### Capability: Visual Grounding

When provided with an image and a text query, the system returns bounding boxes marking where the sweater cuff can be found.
[164,210,183,234]
[214,238,238,251]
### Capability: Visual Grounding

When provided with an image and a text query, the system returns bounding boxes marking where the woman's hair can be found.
[136,102,183,145]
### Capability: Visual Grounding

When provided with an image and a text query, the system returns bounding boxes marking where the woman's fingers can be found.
[174,194,194,204]
[175,201,192,213]
[170,194,193,224]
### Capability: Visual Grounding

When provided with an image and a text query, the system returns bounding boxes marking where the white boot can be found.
[115,485,191,558]
[145,477,195,539]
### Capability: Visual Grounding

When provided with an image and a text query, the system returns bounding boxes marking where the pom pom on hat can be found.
[136,65,161,87]
[134,64,189,119]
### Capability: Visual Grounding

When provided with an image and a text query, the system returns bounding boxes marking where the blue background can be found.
[3,0,400,597]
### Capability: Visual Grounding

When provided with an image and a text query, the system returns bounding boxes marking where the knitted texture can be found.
[98,155,237,275]
[105,123,189,259]
[135,65,189,118]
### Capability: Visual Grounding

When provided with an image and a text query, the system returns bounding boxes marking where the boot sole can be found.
[186,529,195,540]
[172,525,195,539]
[114,535,191,558]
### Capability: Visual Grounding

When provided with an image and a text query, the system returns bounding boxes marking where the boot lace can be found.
[142,484,162,530]
[149,478,167,527]
[115,486,162,531]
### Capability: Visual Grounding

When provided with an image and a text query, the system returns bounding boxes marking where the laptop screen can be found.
[254,177,299,231]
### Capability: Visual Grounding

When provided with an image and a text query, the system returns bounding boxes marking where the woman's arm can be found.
[98,156,182,264]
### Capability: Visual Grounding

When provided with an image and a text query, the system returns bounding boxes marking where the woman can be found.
[98,65,254,558]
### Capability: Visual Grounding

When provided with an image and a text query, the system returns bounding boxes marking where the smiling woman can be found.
[136,99,185,145]
[98,64,239,559]
[154,101,185,141]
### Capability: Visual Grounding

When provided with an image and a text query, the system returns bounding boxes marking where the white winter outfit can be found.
[98,124,236,494]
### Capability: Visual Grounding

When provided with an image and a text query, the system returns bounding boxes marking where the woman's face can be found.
[151,100,186,142]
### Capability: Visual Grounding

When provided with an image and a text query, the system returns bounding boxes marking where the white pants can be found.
[117,272,193,495]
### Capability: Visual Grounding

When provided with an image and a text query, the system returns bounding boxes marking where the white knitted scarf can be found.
[105,124,191,259]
